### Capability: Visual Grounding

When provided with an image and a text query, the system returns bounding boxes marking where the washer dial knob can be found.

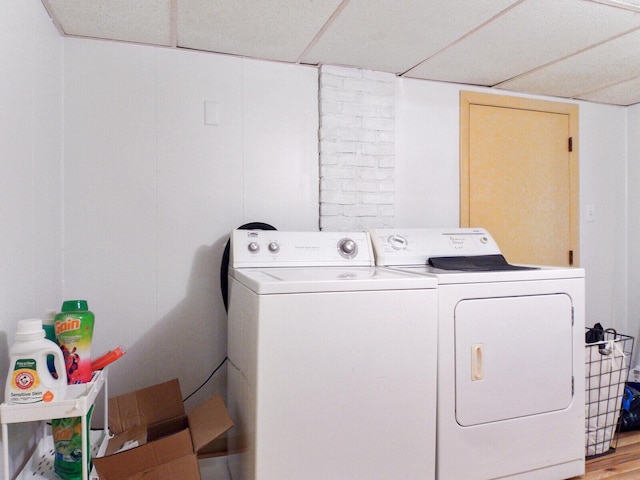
[268,241,280,253]
[338,238,358,258]
[248,241,260,253]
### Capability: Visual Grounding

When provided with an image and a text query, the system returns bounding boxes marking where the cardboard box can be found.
[93,379,233,480]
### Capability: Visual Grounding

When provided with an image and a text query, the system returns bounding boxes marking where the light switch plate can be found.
[586,204,596,222]
[204,101,220,126]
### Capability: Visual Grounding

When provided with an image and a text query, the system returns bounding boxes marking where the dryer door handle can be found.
[471,344,484,381]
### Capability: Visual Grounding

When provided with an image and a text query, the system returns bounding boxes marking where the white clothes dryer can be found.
[370,227,586,480]
[226,230,438,480]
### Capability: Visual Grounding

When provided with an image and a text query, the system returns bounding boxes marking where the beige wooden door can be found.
[460,92,579,267]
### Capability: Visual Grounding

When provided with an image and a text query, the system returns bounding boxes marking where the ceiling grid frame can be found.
[41,0,640,106]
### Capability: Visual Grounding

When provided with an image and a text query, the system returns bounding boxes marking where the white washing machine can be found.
[370,228,586,480]
[226,229,438,480]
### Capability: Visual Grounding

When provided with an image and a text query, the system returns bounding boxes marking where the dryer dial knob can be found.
[338,238,358,258]
[388,234,408,250]
[248,241,260,253]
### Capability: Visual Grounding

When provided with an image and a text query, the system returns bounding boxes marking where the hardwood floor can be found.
[570,430,640,479]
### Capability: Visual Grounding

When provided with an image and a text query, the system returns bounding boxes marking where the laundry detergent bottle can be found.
[52,405,94,480]
[43,309,59,376]
[5,319,67,404]
[55,300,95,384]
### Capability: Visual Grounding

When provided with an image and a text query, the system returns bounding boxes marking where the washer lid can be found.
[229,266,437,294]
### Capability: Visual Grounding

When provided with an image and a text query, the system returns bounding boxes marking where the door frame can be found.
[459,91,580,266]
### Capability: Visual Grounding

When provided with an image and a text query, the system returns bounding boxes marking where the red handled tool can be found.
[91,346,126,371]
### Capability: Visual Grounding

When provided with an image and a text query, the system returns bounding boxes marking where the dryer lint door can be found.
[454,294,573,426]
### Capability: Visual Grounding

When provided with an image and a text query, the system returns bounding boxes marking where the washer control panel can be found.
[369,228,501,266]
[231,230,374,268]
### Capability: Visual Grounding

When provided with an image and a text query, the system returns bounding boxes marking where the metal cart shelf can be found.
[1,369,109,480]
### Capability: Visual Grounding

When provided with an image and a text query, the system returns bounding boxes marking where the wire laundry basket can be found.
[585,327,634,458]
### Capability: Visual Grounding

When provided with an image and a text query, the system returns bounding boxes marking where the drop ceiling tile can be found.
[301,0,519,74]
[576,76,640,105]
[497,29,640,98]
[593,0,640,10]
[405,0,640,85]
[37,0,640,106]
[177,0,343,62]
[45,0,172,46]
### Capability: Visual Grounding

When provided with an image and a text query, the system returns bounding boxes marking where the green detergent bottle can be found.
[52,406,94,480]
[54,300,95,384]
[52,301,96,479]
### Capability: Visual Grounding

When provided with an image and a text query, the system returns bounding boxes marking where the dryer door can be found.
[454,293,573,426]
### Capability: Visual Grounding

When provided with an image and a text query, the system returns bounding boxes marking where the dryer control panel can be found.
[230,230,374,268]
[370,228,502,266]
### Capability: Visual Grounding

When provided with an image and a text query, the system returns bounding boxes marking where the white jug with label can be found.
[5,319,67,404]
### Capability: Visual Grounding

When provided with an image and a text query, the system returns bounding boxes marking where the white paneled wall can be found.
[394,80,462,228]
[62,39,319,406]
[627,103,640,366]
[319,65,395,230]
[0,2,63,327]
[0,1,63,477]
[577,101,629,335]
